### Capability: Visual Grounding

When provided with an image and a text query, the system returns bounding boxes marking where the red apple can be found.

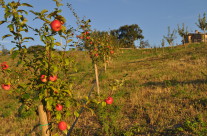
[94,53,98,57]
[86,36,90,40]
[110,50,114,54]
[58,121,67,131]
[50,20,62,32]
[49,75,57,82]
[1,62,9,70]
[40,75,47,82]
[56,104,63,111]
[79,36,84,39]
[105,97,113,104]
[85,31,89,35]
[1,84,11,90]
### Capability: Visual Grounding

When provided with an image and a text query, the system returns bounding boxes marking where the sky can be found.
[0,0,207,50]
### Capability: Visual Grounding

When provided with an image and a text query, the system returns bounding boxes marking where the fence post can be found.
[38,105,50,136]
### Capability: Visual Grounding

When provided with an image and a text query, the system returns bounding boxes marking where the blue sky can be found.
[0,0,207,49]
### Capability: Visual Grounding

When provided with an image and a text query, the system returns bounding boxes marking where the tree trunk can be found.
[38,105,50,136]
[94,63,100,95]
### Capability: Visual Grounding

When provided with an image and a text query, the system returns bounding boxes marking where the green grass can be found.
[0,43,207,135]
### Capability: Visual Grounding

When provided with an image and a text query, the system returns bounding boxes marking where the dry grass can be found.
[0,43,207,135]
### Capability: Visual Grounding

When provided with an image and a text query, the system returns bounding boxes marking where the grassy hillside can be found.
[0,43,207,136]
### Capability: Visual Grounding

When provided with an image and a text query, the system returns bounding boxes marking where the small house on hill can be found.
[184,30,207,43]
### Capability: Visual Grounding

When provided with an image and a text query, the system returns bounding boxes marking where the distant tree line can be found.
[0,44,9,55]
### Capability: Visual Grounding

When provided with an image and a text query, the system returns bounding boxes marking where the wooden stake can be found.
[38,105,50,136]
[104,62,107,72]
[94,63,100,95]
[104,56,107,72]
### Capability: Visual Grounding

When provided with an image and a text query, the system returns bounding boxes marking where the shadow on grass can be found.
[127,57,166,64]
[143,79,207,88]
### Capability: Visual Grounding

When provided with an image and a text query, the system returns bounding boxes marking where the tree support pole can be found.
[38,105,50,136]
[94,63,100,96]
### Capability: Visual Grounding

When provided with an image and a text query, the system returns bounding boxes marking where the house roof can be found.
[187,32,206,35]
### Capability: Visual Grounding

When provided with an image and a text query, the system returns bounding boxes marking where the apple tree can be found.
[0,0,100,135]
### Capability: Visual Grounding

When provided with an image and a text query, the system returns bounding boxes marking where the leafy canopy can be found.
[110,24,144,48]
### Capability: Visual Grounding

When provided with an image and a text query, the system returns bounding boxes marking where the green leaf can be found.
[7,24,14,32]
[91,99,98,104]
[53,65,58,73]
[74,111,79,117]
[22,37,34,41]
[63,90,72,96]
[2,34,12,40]
[65,59,69,65]
[56,112,62,121]
[39,93,44,100]
[65,111,71,116]
[21,3,33,7]
[16,60,22,66]
[11,49,18,59]
[17,10,28,15]
[101,101,106,107]
[0,21,6,25]
[46,97,54,111]
[50,86,58,93]
[65,101,71,108]
[40,9,48,14]
[22,93,30,99]
[67,39,72,44]
[55,42,61,46]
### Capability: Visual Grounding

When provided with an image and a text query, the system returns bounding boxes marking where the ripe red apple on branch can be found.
[56,104,63,111]
[110,50,114,54]
[86,36,90,40]
[1,84,11,90]
[84,31,89,35]
[40,75,47,82]
[50,19,62,32]
[105,96,113,104]
[94,53,99,57]
[49,75,57,82]
[58,121,67,131]
[1,62,9,70]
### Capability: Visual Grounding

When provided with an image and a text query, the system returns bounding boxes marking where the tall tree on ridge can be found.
[110,24,144,48]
